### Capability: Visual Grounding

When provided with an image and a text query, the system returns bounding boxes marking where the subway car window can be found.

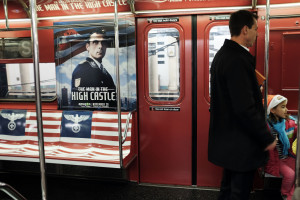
[0,38,32,59]
[0,63,56,100]
[148,28,180,101]
[208,26,230,96]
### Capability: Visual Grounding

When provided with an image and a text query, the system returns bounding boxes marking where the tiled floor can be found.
[0,173,283,200]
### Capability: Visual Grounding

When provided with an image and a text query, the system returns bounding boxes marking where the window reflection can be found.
[148,28,180,101]
[209,26,231,96]
[0,63,56,100]
[0,38,32,59]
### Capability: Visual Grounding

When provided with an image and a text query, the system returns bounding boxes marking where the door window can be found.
[208,26,230,96]
[148,28,180,101]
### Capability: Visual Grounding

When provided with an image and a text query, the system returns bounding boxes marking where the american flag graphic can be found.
[0,109,27,153]
[55,28,88,65]
[0,109,133,168]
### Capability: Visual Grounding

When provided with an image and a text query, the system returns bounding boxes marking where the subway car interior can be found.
[0,0,299,199]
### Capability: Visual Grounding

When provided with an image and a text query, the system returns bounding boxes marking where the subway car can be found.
[0,0,299,199]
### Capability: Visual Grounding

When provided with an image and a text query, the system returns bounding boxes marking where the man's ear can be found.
[241,25,248,35]
[86,43,90,51]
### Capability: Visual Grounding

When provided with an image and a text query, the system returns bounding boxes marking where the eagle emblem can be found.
[63,114,90,133]
[0,113,25,131]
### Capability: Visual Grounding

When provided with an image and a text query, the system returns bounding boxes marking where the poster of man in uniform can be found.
[55,18,136,111]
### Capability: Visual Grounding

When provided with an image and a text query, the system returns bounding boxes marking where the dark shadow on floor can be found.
[0,173,283,200]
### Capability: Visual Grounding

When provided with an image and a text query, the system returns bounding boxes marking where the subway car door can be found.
[197,15,231,187]
[137,16,193,185]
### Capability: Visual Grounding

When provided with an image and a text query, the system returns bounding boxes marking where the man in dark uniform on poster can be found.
[71,29,117,109]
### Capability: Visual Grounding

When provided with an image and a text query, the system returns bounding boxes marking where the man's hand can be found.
[265,139,277,151]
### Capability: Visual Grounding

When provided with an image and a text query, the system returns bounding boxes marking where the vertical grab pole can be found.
[295,80,300,187]
[29,1,47,199]
[264,0,270,119]
[114,0,123,168]
[252,0,257,10]
[3,0,9,29]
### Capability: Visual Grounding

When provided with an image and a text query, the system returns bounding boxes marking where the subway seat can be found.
[0,109,136,169]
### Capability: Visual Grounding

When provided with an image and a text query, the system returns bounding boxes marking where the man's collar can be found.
[229,38,249,51]
[239,44,249,51]
[89,56,102,68]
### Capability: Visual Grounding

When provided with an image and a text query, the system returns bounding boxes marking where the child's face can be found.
[271,100,288,120]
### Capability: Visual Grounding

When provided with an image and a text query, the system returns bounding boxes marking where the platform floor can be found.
[0,173,283,200]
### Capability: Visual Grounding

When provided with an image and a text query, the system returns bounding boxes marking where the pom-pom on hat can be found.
[267,95,287,115]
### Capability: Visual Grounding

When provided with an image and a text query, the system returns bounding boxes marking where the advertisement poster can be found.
[55,18,136,111]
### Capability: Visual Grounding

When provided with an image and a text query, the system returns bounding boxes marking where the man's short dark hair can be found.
[86,28,106,43]
[86,28,112,46]
[89,28,106,39]
[229,10,258,37]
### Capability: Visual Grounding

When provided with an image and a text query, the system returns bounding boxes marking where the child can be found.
[264,95,298,200]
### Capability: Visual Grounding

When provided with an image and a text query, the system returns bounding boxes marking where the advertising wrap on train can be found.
[55,18,136,111]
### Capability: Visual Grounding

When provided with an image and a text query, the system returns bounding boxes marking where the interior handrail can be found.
[3,0,9,29]
[295,81,300,187]
[264,0,270,120]
[127,0,136,14]
[0,182,27,200]
[29,0,47,199]
[252,0,257,9]
[122,110,135,144]
[17,0,30,17]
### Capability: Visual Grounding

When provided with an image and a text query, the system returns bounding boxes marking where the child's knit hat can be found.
[267,95,287,115]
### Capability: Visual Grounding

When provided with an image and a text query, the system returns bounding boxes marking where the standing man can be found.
[71,29,117,109]
[208,10,277,200]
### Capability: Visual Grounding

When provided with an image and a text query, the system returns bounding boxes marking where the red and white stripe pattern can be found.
[90,112,132,163]
[22,110,62,157]
[0,110,133,168]
[0,134,27,154]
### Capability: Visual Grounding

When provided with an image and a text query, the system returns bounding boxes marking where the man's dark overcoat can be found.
[208,39,274,172]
